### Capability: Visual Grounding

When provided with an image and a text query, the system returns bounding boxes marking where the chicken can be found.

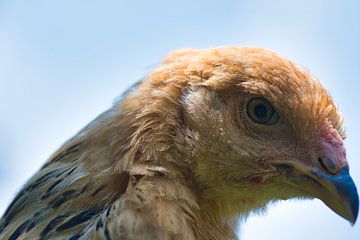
[0,46,358,240]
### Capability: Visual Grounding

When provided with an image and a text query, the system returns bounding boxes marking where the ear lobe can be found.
[181,86,220,114]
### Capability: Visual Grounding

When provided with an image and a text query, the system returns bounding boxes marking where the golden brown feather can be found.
[0,47,357,240]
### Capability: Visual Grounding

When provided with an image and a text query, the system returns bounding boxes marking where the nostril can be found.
[318,156,337,175]
[318,157,327,171]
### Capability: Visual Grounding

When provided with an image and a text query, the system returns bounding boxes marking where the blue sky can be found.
[0,1,359,239]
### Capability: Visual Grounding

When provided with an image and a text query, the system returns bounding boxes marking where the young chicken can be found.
[0,47,358,240]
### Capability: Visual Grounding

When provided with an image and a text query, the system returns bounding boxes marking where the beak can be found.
[285,163,359,224]
[308,167,358,224]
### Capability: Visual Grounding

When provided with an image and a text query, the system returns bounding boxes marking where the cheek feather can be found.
[248,176,263,185]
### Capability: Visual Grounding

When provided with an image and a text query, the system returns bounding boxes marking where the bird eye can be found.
[247,98,279,125]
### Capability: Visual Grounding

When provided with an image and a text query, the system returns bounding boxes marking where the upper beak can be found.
[308,167,358,224]
[285,163,359,224]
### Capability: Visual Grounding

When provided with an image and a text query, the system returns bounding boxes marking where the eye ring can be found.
[246,97,280,125]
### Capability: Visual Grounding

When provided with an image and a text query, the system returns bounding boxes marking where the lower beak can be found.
[288,164,359,224]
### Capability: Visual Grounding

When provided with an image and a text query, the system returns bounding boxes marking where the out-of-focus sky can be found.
[0,0,359,239]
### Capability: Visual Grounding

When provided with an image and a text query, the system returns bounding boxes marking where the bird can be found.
[0,46,358,240]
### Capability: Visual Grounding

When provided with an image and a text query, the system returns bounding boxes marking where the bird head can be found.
[151,47,359,224]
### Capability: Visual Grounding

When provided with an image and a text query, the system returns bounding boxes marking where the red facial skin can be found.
[319,123,347,174]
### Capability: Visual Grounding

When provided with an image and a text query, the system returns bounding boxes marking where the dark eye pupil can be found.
[246,97,279,125]
[254,104,268,119]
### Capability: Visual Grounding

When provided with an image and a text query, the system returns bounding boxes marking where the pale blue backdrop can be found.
[0,1,359,239]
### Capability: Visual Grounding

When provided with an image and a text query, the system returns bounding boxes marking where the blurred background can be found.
[0,0,359,239]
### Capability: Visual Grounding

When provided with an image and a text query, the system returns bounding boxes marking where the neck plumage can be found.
[71,84,240,239]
